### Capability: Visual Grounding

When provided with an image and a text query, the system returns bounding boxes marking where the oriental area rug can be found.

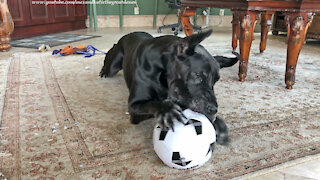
[0,41,319,179]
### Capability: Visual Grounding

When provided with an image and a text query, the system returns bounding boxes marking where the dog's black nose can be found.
[207,105,217,115]
[204,105,218,122]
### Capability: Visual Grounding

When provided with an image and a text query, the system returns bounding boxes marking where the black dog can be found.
[100,30,239,144]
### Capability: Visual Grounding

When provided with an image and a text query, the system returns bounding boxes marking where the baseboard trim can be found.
[86,15,232,28]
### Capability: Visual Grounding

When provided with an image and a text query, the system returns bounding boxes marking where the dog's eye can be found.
[189,72,203,84]
[191,72,200,78]
[203,72,208,77]
[191,72,208,78]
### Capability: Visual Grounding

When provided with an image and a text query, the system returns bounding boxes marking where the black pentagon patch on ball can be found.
[157,126,169,141]
[186,119,202,135]
[172,152,192,167]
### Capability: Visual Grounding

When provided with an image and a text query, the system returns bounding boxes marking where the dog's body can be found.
[100,30,239,144]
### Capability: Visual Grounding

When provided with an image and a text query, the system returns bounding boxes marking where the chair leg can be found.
[260,11,273,53]
[231,11,240,51]
[238,11,258,82]
[174,22,181,35]
[158,9,182,35]
[180,7,197,36]
[201,8,211,29]
[284,12,314,89]
[158,23,180,33]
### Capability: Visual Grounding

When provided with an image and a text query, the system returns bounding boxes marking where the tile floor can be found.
[1,27,320,180]
[247,156,320,180]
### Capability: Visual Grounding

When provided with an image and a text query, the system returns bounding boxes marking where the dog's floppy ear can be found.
[164,29,212,58]
[184,29,213,55]
[214,51,240,69]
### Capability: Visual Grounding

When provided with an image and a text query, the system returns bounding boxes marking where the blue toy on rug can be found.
[52,45,106,58]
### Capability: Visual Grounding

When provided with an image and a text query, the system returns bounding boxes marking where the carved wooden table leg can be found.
[231,11,240,51]
[180,7,197,36]
[238,11,258,82]
[260,11,273,53]
[0,0,14,52]
[285,12,314,89]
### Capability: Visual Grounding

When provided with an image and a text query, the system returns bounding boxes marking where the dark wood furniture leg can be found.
[0,0,14,52]
[231,11,240,51]
[285,12,314,89]
[260,11,273,53]
[238,11,258,82]
[180,7,197,36]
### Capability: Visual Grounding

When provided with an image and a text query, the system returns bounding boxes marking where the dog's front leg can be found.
[212,116,229,145]
[129,99,185,130]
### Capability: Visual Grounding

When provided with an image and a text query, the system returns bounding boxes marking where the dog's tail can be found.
[214,51,240,69]
[99,43,124,78]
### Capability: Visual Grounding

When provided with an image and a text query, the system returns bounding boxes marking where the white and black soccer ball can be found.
[153,109,216,170]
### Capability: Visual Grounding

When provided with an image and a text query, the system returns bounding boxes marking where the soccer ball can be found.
[153,109,216,169]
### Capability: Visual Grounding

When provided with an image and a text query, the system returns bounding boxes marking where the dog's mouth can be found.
[168,85,217,121]
[169,97,188,111]
[188,105,217,122]
[170,96,217,122]
[189,97,218,121]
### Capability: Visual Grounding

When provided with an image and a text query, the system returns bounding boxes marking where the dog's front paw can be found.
[213,117,229,145]
[156,100,185,131]
[99,67,106,78]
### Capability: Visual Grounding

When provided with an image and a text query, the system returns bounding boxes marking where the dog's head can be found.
[165,30,221,121]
